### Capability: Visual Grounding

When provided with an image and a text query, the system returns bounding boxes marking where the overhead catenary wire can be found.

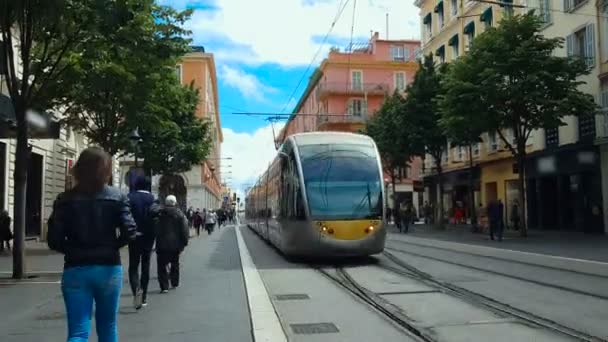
[277,0,352,116]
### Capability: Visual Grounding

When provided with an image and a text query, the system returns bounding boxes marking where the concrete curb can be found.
[236,225,287,342]
[390,235,608,278]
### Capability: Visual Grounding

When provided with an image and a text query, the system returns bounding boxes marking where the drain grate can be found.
[290,323,339,335]
[274,293,310,301]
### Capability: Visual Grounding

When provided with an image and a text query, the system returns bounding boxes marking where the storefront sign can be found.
[537,156,556,174]
[577,151,595,164]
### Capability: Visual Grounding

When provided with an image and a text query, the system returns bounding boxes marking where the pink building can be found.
[279,33,424,212]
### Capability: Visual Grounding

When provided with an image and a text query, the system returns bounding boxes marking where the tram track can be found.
[315,265,437,342]
[380,250,607,342]
[385,242,608,301]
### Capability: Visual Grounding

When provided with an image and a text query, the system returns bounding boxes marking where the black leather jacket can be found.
[47,186,137,268]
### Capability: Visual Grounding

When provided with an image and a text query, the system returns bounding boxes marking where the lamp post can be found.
[129,127,143,168]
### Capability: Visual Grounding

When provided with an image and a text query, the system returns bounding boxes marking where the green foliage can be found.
[441,13,596,154]
[365,92,415,175]
[59,0,194,155]
[137,76,212,175]
[403,56,447,164]
[438,61,486,148]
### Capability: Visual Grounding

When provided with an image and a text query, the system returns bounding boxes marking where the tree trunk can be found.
[12,108,29,279]
[516,147,527,237]
[468,144,477,232]
[435,157,445,229]
[391,170,397,213]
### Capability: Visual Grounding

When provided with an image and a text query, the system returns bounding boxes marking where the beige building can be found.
[416,0,606,233]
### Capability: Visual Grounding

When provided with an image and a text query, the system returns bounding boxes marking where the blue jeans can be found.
[62,265,123,342]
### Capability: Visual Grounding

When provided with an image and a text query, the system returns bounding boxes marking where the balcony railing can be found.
[316,113,368,130]
[316,82,389,100]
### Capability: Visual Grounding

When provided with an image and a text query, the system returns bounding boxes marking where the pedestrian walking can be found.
[0,210,12,252]
[400,202,414,233]
[193,209,203,236]
[510,201,520,231]
[393,204,402,232]
[487,199,505,241]
[186,207,194,229]
[127,176,156,310]
[154,195,189,293]
[47,147,137,342]
[205,209,216,234]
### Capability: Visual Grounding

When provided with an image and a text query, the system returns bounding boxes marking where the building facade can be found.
[119,47,223,211]
[164,47,223,211]
[1,36,99,240]
[416,0,606,233]
[279,32,424,212]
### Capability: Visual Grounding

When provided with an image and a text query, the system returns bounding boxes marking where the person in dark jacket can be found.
[47,147,137,342]
[0,210,12,252]
[487,199,505,241]
[154,195,189,292]
[127,176,156,310]
[192,209,203,236]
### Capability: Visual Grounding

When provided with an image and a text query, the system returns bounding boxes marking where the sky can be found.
[159,0,420,196]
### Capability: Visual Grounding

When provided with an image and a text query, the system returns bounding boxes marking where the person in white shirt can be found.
[204,209,216,234]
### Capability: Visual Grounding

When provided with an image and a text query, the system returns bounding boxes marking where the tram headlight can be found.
[321,226,328,232]
[368,226,374,231]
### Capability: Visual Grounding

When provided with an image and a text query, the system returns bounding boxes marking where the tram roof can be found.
[289,131,375,147]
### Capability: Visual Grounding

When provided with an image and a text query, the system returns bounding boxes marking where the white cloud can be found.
[187,0,420,66]
[220,65,278,102]
[221,122,285,199]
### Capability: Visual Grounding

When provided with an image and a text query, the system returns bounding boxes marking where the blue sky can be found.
[158,0,420,192]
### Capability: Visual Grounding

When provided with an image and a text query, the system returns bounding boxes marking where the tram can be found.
[245,132,386,257]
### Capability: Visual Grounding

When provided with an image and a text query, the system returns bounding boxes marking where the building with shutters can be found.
[416,0,606,233]
[277,32,424,214]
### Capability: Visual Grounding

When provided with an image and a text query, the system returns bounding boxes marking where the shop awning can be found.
[463,21,475,35]
[423,13,432,24]
[448,34,459,46]
[436,45,445,56]
[434,1,444,13]
[480,7,493,23]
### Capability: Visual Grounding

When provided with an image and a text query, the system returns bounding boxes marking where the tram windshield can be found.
[299,143,383,220]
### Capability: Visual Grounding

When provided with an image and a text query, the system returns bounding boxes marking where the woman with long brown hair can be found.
[48,147,137,342]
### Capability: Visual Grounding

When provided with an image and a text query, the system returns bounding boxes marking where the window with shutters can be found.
[601,81,608,137]
[566,24,595,68]
[451,0,458,16]
[473,143,480,157]
[545,127,559,148]
[488,132,498,152]
[395,72,406,91]
[175,64,183,83]
[453,145,464,161]
[391,46,405,61]
[564,0,587,11]
[351,70,363,90]
[578,115,596,142]
[348,98,367,116]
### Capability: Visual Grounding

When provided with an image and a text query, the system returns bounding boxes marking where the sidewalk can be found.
[0,226,253,342]
[387,223,608,263]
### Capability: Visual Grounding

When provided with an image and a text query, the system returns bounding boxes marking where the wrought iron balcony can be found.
[316,113,369,130]
[316,82,389,100]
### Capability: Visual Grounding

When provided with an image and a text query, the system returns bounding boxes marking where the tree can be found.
[439,65,487,231]
[439,13,597,236]
[61,2,193,155]
[365,92,419,211]
[0,0,101,278]
[136,82,212,177]
[404,56,448,227]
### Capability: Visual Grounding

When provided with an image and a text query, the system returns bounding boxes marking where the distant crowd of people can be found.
[45,147,238,342]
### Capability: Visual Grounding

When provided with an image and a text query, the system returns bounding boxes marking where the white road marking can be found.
[0,281,60,284]
[235,225,287,342]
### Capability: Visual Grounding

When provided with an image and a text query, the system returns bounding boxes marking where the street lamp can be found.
[129,127,143,168]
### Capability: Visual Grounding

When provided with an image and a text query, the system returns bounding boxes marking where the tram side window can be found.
[280,148,305,220]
